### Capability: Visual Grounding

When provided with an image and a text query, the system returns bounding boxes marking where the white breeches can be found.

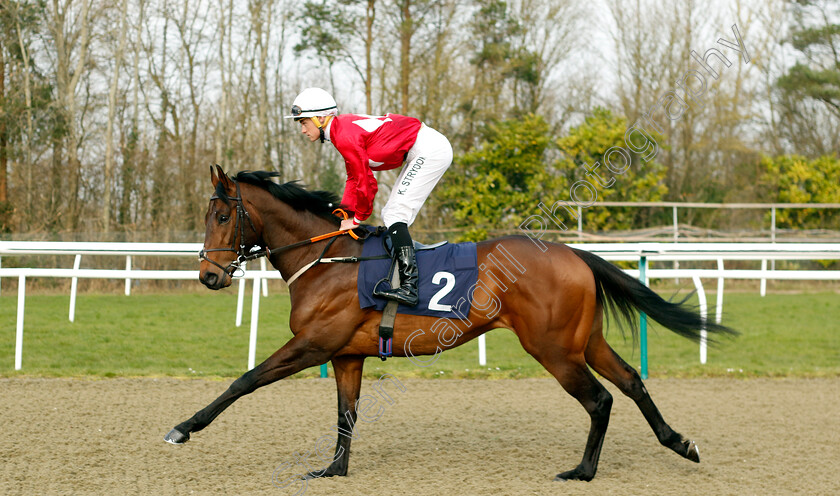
[380,124,453,228]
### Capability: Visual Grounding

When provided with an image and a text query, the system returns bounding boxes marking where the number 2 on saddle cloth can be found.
[355,227,479,358]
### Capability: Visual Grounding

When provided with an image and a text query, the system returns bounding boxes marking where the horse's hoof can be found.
[302,472,333,480]
[303,468,346,479]
[686,440,700,463]
[554,467,593,482]
[164,428,190,445]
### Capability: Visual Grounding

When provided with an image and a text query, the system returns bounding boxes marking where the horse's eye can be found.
[218,214,230,224]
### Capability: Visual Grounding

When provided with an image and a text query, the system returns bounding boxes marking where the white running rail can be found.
[2,241,840,371]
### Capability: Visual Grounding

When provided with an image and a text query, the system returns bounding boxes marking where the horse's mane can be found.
[216,170,342,225]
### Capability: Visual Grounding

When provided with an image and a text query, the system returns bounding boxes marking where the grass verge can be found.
[0,290,837,379]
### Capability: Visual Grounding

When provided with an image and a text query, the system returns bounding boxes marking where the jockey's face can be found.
[300,117,324,142]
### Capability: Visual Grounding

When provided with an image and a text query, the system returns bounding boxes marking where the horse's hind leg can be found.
[584,313,700,463]
[304,355,364,478]
[525,342,613,482]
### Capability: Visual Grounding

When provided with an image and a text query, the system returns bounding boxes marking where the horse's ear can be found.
[210,165,219,188]
[213,164,233,190]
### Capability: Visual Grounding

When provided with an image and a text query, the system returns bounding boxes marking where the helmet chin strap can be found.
[312,115,333,143]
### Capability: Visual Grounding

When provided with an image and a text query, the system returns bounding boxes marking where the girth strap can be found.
[378,258,400,360]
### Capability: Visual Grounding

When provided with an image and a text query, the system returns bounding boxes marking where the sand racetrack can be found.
[1,376,838,495]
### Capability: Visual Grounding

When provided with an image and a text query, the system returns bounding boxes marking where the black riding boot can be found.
[374,222,419,307]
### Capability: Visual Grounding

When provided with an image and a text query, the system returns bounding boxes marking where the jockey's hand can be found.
[340,218,359,231]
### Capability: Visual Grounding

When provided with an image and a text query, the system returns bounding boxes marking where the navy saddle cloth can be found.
[357,233,478,320]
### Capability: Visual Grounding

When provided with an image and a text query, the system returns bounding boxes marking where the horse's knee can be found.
[228,370,257,396]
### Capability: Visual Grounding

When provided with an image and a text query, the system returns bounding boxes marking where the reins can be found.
[199,179,383,284]
[243,208,361,263]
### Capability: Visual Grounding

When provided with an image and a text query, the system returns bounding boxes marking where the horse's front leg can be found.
[304,355,365,478]
[164,334,332,444]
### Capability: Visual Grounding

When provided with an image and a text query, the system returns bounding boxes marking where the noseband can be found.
[199,180,260,278]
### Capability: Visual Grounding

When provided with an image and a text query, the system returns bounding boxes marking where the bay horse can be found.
[165,166,735,482]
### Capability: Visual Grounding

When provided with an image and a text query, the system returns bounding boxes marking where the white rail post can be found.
[639,255,649,380]
[692,275,708,365]
[236,262,246,327]
[260,257,269,297]
[248,276,261,370]
[673,205,678,241]
[760,259,767,297]
[771,206,776,271]
[125,256,132,295]
[673,205,679,282]
[716,258,724,325]
[15,275,26,370]
[69,255,81,322]
[478,334,487,366]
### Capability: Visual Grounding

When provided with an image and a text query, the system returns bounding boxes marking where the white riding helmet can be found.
[285,88,338,120]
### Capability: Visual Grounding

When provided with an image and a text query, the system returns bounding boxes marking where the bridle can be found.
[199,180,260,278]
[198,178,363,280]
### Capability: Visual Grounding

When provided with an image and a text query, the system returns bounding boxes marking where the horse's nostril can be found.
[203,272,218,287]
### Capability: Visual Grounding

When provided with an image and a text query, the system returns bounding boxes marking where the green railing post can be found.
[639,255,648,380]
[320,363,328,378]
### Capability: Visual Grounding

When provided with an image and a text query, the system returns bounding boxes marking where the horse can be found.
[164,165,736,482]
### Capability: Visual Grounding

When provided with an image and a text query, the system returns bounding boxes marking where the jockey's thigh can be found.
[381,124,453,228]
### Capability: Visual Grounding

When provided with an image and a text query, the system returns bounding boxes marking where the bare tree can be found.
[119,0,146,230]
[13,3,36,226]
[607,0,718,200]
[142,0,176,229]
[270,1,291,180]
[214,0,232,164]
[172,0,212,229]
[0,8,6,206]
[512,0,583,114]
[103,0,129,232]
[249,0,273,171]
[47,0,95,230]
[410,0,461,125]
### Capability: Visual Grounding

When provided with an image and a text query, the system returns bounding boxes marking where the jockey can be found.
[285,87,453,307]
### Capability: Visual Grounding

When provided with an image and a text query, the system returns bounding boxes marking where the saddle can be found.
[365,225,448,253]
[367,226,448,361]
[373,233,447,295]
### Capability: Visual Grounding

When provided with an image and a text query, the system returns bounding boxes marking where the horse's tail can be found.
[571,248,738,343]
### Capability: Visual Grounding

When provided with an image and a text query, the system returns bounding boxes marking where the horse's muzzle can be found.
[199,268,229,290]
